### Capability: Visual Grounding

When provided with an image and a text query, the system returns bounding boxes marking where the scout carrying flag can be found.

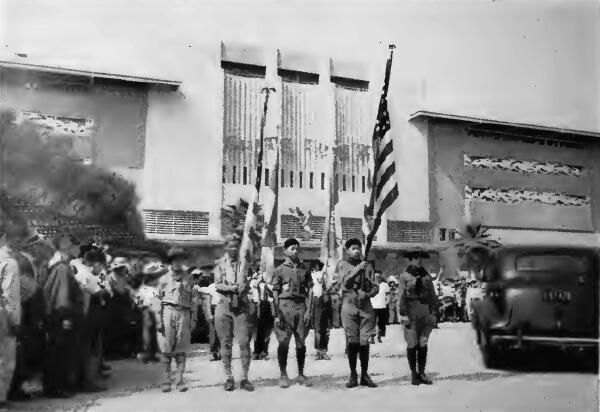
[236,88,275,300]
[363,45,399,259]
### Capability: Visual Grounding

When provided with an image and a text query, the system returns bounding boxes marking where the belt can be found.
[162,302,191,311]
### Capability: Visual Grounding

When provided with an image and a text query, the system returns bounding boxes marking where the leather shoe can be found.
[346,373,359,388]
[240,379,254,392]
[224,377,235,392]
[419,373,433,385]
[360,374,378,388]
[411,373,421,386]
[279,373,291,389]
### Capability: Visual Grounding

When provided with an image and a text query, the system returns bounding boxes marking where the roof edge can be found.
[408,110,600,138]
[0,60,181,89]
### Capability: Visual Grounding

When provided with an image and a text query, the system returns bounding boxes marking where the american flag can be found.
[364,46,399,258]
[260,136,280,282]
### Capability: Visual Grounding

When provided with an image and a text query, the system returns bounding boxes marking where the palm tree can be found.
[453,224,502,275]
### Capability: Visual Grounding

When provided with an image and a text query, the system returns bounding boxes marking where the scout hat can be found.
[109,256,129,271]
[166,247,189,263]
[142,261,167,278]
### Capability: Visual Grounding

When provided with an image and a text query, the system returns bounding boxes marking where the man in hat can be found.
[250,270,274,361]
[271,238,313,388]
[310,261,332,361]
[135,262,166,363]
[71,245,108,392]
[370,270,390,343]
[157,247,194,393]
[213,233,256,392]
[387,276,399,324]
[333,238,379,388]
[194,265,221,361]
[398,250,439,385]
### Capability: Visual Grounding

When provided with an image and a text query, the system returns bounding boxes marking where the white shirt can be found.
[311,270,325,298]
[371,281,390,309]
[136,285,160,312]
[71,259,103,294]
[196,283,222,305]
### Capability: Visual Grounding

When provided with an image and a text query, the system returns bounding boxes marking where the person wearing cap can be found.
[370,270,390,343]
[250,270,274,361]
[387,276,399,324]
[71,246,108,393]
[195,269,221,362]
[310,261,333,361]
[213,233,256,392]
[270,238,313,388]
[157,247,194,393]
[135,262,166,363]
[333,238,379,389]
[398,250,439,386]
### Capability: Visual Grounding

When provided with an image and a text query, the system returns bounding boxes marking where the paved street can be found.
[14,323,598,412]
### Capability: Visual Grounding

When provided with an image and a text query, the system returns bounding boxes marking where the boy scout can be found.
[213,233,256,392]
[334,238,379,388]
[397,250,439,385]
[271,238,313,388]
[157,247,195,393]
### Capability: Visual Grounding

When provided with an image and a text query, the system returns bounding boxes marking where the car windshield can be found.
[515,253,591,274]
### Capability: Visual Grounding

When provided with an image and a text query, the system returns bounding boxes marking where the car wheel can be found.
[479,329,504,369]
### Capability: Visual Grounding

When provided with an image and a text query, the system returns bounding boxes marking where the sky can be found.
[1,0,598,132]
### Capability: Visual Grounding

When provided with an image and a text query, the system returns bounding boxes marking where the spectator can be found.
[0,209,27,407]
[135,262,165,363]
[42,233,84,398]
[311,261,332,360]
[196,273,221,361]
[71,246,108,392]
[370,270,390,343]
[387,276,399,324]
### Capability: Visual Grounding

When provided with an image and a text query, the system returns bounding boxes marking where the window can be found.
[290,171,294,188]
[342,175,347,191]
[222,166,227,184]
[222,63,266,184]
[299,171,303,188]
[281,169,285,187]
[265,169,270,186]
[321,173,325,190]
[362,176,366,193]
[310,172,314,189]
[352,175,356,192]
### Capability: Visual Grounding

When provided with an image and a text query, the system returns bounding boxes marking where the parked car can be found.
[470,245,599,368]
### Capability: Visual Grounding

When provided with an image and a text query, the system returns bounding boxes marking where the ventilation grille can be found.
[144,209,209,236]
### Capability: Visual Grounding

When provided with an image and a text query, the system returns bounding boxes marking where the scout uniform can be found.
[157,248,195,393]
[334,254,379,388]
[271,256,312,387]
[398,252,439,385]
[213,253,256,392]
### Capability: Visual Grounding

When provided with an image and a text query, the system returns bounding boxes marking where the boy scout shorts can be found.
[214,301,256,353]
[274,299,309,347]
[341,299,375,346]
[403,302,435,348]
[161,305,192,355]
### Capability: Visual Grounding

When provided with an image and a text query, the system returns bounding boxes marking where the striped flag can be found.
[319,145,343,283]
[364,45,399,259]
[237,88,275,286]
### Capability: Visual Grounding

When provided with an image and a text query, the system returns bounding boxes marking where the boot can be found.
[417,345,433,385]
[346,372,358,388]
[240,379,255,392]
[346,343,359,388]
[224,377,235,392]
[359,345,377,387]
[279,372,291,389]
[407,347,420,385]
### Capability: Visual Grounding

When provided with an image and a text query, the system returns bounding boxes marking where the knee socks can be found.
[347,343,360,375]
[359,344,370,376]
[240,344,251,380]
[277,345,289,374]
[417,345,428,374]
[296,346,306,376]
[407,347,418,375]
